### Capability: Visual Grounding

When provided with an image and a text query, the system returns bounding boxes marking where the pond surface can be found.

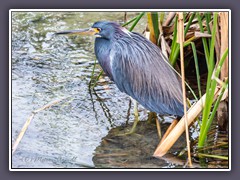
[11,11,154,168]
[11,11,227,169]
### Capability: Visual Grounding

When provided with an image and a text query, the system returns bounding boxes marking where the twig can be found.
[194,31,212,38]
[12,97,68,154]
[124,12,127,23]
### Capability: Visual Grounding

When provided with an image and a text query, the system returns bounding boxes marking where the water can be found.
[11,11,152,168]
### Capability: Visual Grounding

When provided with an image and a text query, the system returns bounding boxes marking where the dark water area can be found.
[11,11,228,169]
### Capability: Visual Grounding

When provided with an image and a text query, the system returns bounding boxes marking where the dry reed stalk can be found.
[163,12,176,26]
[177,12,192,167]
[12,97,67,154]
[158,19,168,58]
[153,87,221,157]
[12,113,35,154]
[217,12,229,131]
[159,119,178,145]
[219,12,229,79]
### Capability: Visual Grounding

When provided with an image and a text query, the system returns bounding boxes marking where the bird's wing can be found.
[111,32,184,116]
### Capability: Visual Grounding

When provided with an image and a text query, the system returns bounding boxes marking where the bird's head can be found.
[91,21,121,39]
[55,21,131,40]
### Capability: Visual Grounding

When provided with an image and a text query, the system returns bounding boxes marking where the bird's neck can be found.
[94,38,114,80]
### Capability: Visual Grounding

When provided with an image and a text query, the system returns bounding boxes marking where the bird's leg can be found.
[156,117,162,140]
[148,113,162,139]
[147,112,157,124]
[126,98,139,134]
[159,119,178,145]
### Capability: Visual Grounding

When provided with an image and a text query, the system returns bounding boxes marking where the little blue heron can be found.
[56,21,184,133]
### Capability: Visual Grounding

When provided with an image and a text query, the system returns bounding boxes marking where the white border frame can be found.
[9,9,231,171]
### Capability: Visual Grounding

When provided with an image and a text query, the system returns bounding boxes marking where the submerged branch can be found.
[12,97,68,154]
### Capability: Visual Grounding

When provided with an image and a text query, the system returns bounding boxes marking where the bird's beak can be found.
[55,28,99,36]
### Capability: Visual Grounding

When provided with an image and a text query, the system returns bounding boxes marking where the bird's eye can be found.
[97,28,101,32]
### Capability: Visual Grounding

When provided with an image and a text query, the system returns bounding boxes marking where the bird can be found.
[56,21,184,134]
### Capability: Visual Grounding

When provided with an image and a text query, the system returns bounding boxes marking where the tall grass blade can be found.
[198,153,228,160]
[122,16,137,27]
[200,48,228,139]
[198,12,227,148]
[91,70,104,89]
[204,78,228,137]
[129,12,145,32]
[89,57,97,87]
[151,12,160,43]
[169,15,178,65]
[191,42,202,99]
[147,12,158,44]
[184,12,196,36]
[170,13,196,66]
[197,12,210,69]
[159,12,165,24]
[205,12,212,48]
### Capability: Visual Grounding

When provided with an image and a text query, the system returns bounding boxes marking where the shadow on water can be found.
[88,85,114,127]
[93,121,189,168]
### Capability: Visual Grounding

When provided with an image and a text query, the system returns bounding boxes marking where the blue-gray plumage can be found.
[56,21,184,118]
[93,21,184,117]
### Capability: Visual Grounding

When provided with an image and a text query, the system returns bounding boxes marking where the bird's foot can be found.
[117,118,140,136]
